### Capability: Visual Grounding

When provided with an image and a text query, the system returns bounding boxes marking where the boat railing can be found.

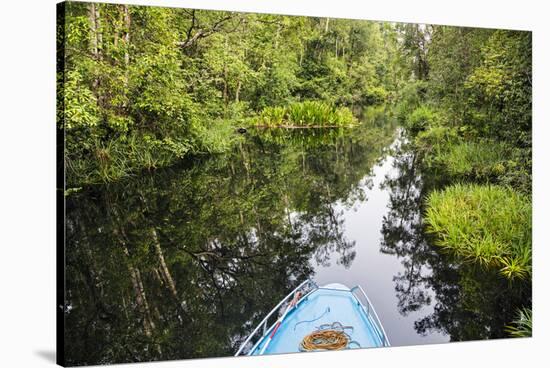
[235,279,318,356]
[350,285,391,347]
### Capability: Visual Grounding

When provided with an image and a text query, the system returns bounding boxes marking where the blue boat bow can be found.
[235,280,390,356]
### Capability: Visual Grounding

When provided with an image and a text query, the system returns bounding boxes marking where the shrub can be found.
[415,125,459,154]
[260,106,286,126]
[364,86,388,105]
[406,105,439,134]
[425,184,531,280]
[395,80,428,123]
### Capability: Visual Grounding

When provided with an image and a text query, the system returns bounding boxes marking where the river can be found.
[64,107,525,365]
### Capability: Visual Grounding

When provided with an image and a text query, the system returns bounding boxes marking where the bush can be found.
[415,125,459,151]
[406,105,439,134]
[395,80,428,123]
[425,184,531,280]
[363,86,388,105]
[260,106,286,127]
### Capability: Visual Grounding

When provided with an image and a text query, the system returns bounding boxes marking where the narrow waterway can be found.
[311,132,448,346]
[64,107,525,365]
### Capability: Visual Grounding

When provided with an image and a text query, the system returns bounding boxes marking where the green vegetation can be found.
[59,3,532,348]
[406,105,439,135]
[436,141,509,180]
[258,101,356,127]
[425,184,531,280]
[397,28,531,192]
[397,26,532,336]
[396,25,531,282]
[506,307,532,338]
[59,3,405,186]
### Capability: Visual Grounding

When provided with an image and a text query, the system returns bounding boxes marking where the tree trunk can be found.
[123,246,155,337]
[235,79,242,103]
[88,4,98,58]
[151,228,179,300]
[123,5,130,69]
[223,64,228,108]
[88,3,102,104]
[325,18,330,33]
[122,5,131,109]
[223,36,229,111]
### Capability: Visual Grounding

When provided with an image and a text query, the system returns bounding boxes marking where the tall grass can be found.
[425,184,531,280]
[415,125,459,160]
[66,118,240,186]
[260,106,286,126]
[67,133,192,185]
[506,307,532,337]
[437,141,509,179]
[257,101,356,127]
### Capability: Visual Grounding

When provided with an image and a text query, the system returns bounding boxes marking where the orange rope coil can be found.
[299,322,360,351]
[299,329,350,351]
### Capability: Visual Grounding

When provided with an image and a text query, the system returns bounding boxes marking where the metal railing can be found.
[350,285,391,347]
[235,279,318,356]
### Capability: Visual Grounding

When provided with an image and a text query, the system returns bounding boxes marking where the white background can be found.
[0,0,548,367]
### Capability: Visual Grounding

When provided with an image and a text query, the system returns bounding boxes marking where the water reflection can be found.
[64,107,529,366]
[380,135,436,316]
[64,109,395,365]
[379,132,531,340]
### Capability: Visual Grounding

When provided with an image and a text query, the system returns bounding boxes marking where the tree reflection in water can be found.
[380,131,531,341]
[64,119,394,365]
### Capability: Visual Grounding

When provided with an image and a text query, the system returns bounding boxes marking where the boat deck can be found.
[250,286,385,355]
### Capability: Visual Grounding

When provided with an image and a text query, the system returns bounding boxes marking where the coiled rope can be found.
[299,322,361,351]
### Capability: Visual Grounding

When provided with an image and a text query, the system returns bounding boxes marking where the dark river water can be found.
[64,107,527,366]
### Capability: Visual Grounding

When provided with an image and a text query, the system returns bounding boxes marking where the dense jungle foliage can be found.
[394,26,531,334]
[58,2,406,186]
[59,3,533,358]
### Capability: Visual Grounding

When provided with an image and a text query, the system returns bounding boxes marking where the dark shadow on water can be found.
[35,350,56,364]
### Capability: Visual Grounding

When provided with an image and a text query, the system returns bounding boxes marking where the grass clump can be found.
[506,307,532,337]
[436,140,509,180]
[425,184,531,280]
[258,101,357,127]
[259,106,286,127]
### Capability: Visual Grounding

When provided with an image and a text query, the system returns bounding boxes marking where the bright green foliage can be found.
[59,3,406,186]
[465,31,532,142]
[257,101,356,127]
[406,106,439,134]
[260,106,286,127]
[415,125,459,153]
[506,307,532,337]
[425,184,531,280]
[403,26,532,334]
